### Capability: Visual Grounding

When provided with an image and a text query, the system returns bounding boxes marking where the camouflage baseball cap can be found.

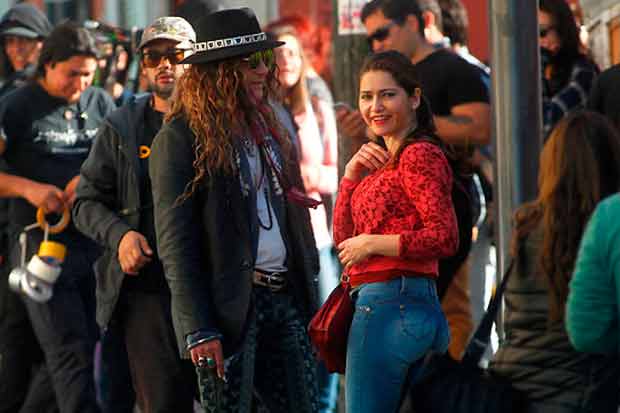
[139,16,196,50]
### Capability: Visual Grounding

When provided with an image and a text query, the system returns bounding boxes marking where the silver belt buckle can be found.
[253,270,286,292]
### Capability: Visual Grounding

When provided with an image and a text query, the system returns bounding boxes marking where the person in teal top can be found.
[567,192,620,354]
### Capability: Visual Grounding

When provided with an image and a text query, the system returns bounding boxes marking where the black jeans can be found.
[98,321,135,413]
[10,233,100,413]
[118,290,197,413]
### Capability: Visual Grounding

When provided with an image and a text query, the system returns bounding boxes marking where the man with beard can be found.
[72,17,199,412]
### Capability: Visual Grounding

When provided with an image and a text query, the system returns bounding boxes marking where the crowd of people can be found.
[0,0,619,413]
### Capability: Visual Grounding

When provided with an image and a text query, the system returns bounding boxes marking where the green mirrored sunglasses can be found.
[242,49,275,69]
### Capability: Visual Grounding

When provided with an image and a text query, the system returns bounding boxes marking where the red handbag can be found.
[307,281,353,374]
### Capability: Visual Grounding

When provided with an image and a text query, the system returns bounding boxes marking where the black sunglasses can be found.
[141,49,187,68]
[367,22,396,47]
[539,26,555,38]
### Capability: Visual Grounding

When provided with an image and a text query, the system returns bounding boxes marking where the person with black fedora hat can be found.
[149,7,320,413]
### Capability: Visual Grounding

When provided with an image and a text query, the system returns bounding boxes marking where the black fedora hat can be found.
[181,7,284,65]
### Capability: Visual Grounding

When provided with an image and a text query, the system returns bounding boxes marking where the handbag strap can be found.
[461,257,515,366]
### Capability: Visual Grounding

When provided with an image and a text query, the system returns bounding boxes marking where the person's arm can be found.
[567,196,620,353]
[433,101,491,146]
[333,142,389,247]
[337,143,458,268]
[72,124,153,274]
[149,123,221,348]
[0,171,66,212]
[72,123,132,250]
[397,143,458,259]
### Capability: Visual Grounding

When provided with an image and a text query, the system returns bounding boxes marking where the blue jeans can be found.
[345,277,449,413]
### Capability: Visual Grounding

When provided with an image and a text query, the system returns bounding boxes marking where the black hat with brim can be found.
[181,7,284,65]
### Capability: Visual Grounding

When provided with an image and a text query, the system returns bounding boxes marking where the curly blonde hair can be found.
[166,56,294,199]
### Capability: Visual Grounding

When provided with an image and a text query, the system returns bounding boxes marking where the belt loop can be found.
[400,276,406,294]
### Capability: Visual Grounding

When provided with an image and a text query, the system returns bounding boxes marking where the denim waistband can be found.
[351,276,438,300]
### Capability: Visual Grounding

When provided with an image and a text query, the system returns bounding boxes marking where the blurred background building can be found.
[0,0,616,73]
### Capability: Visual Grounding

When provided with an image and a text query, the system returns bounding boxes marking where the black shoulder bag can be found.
[401,258,526,413]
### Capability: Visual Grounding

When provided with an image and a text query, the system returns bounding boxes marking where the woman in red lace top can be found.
[334,51,458,413]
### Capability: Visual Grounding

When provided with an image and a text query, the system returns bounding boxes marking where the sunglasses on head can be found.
[539,26,555,38]
[367,22,396,47]
[141,49,187,68]
[241,49,275,70]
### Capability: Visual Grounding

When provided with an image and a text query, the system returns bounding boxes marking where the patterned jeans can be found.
[199,286,319,413]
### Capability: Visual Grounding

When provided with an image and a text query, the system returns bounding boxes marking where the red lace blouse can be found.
[333,142,458,285]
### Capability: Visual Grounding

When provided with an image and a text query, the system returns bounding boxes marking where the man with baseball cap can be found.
[72,16,198,413]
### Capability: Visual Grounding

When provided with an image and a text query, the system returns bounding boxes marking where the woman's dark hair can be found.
[512,110,620,321]
[359,50,438,166]
[539,0,581,68]
[35,21,99,78]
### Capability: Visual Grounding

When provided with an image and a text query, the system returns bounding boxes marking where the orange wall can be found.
[461,0,489,63]
[278,0,490,67]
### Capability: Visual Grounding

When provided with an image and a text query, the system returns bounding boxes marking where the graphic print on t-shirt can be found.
[32,108,99,155]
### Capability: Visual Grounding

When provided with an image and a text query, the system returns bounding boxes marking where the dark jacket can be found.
[489,224,618,413]
[149,116,319,358]
[72,94,151,328]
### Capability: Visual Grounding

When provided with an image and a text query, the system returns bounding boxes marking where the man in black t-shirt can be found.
[342,0,490,147]
[72,17,198,413]
[0,23,115,413]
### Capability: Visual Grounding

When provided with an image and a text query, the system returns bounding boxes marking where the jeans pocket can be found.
[400,301,435,341]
